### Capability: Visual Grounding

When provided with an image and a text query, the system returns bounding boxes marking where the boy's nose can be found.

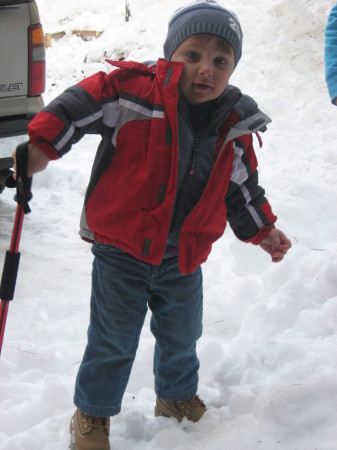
[199,62,212,77]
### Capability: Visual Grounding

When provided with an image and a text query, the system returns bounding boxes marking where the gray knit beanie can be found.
[163,0,243,67]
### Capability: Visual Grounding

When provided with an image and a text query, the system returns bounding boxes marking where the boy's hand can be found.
[259,228,291,263]
[12,143,49,179]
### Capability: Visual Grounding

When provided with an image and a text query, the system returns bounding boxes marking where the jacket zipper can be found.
[189,137,200,176]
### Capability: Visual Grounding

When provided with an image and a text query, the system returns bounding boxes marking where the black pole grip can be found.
[15,142,33,214]
[0,251,21,301]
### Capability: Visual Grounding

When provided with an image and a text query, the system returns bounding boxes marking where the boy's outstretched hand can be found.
[259,228,292,263]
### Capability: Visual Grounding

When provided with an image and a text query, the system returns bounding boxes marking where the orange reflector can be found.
[31,26,44,45]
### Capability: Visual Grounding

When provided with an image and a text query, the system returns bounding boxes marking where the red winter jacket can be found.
[28,59,277,274]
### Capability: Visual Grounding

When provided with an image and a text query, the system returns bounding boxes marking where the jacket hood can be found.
[225,90,271,143]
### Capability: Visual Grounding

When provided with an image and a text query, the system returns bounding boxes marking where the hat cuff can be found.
[164,22,241,65]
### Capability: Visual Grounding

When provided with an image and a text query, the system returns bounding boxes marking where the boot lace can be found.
[178,395,205,408]
[82,413,110,431]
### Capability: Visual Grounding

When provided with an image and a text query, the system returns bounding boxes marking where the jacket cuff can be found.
[242,225,275,245]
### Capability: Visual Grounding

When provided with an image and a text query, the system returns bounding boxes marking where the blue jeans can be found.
[74,242,203,417]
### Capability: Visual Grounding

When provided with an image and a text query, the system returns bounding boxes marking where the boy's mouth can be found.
[192,83,212,91]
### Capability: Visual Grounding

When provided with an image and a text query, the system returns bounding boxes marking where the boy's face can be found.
[171,35,235,104]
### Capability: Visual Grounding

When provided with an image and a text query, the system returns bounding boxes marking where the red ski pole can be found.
[0,205,24,354]
[0,142,32,355]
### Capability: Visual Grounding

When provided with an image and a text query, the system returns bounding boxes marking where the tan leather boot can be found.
[70,408,110,450]
[154,395,206,422]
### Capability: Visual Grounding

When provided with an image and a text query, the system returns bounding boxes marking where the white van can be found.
[0,0,45,138]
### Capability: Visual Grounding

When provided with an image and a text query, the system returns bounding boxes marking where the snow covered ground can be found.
[1,0,337,449]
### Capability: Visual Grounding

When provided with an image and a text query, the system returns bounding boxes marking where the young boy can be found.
[14,1,291,449]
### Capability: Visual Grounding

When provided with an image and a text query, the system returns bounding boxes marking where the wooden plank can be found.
[72,30,103,39]
[44,30,103,48]
[45,31,66,48]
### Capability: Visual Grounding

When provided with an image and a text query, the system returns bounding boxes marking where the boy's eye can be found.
[215,57,226,65]
[186,51,199,60]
